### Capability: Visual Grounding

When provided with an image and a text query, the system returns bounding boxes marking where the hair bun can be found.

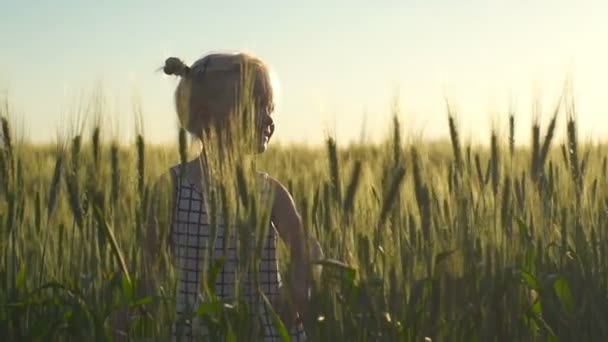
[163,57,189,77]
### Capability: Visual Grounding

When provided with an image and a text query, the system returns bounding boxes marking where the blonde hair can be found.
[163,52,277,139]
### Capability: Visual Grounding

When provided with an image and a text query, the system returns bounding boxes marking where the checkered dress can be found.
[168,165,307,341]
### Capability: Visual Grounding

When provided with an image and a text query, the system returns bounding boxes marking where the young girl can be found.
[143,52,311,341]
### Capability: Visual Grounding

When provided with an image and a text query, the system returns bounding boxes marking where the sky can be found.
[1,0,607,147]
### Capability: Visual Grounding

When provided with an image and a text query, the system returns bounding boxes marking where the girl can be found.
[143,52,311,341]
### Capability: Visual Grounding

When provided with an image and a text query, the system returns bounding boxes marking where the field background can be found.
[2,95,608,341]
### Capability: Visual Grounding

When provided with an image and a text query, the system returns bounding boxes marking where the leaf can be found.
[531,297,542,315]
[260,292,291,342]
[516,217,531,242]
[16,264,26,290]
[434,249,457,269]
[531,313,556,337]
[130,296,153,308]
[94,206,131,286]
[19,282,98,336]
[520,270,539,290]
[207,257,226,296]
[122,273,134,302]
[314,259,357,285]
[225,322,237,342]
[63,307,74,320]
[553,277,574,313]
[195,301,223,317]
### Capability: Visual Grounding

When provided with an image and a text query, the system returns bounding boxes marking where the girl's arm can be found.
[267,176,311,321]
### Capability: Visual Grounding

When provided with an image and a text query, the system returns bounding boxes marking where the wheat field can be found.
[2,94,608,341]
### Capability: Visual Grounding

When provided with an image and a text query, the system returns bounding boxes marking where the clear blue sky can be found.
[1,0,607,146]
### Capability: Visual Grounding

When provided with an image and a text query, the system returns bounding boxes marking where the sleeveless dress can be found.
[168,165,307,341]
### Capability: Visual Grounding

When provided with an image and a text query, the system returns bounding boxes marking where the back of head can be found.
[163,52,276,140]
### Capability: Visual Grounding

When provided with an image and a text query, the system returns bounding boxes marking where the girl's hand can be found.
[278,279,309,328]
[292,268,310,318]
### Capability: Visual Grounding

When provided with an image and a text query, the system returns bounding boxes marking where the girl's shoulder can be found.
[168,163,185,179]
[167,162,198,187]
[256,170,270,181]
[254,172,296,206]
[255,171,290,193]
[255,170,273,198]
[149,164,188,203]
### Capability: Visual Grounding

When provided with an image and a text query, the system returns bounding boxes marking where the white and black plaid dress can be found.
[168,165,307,341]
